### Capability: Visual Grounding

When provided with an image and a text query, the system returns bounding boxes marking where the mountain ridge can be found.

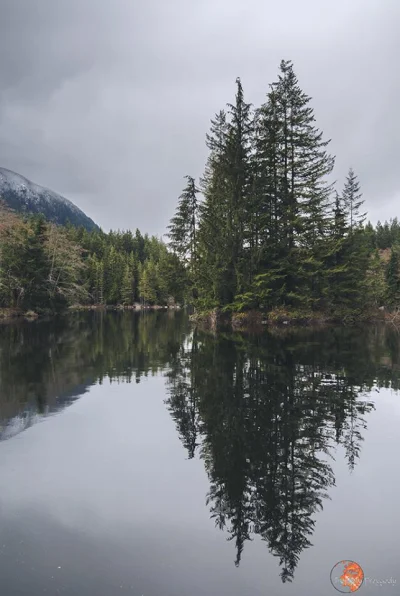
[0,167,98,231]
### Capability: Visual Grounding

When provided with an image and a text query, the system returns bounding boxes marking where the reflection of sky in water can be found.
[0,377,399,595]
[0,313,400,595]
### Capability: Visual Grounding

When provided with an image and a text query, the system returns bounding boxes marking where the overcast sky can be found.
[0,0,398,236]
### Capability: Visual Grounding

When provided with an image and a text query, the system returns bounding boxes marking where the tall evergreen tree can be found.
[342,168,365,233]
[247,60,334,310]
[197,110,230,307]
[197,79,252,307]
[121,261,135,305]
[168,175,200,301]
[386,247,400,306]
[247,90,285,308]
[167,176,199,265]
[23,216,50,310]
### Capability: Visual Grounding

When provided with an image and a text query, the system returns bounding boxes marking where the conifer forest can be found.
[0,60,398,323]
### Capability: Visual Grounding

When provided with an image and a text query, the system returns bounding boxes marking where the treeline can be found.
[66,224,185,306]
[366,218,400,250]
[1,59,399,318]
[167,60,397,318]
[0,205,185,313]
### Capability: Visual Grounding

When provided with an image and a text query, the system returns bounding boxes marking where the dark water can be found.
[0,312,399,595]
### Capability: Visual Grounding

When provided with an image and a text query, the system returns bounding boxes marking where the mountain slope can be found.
[0,167,98,231]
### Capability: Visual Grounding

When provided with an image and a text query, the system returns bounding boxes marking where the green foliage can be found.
[121,262,135,305]
[177,60,374,317]
[386,246,400,306]
[1,58,398,318]
[73,227,186,307]
[167,176,200,303]
[0,206,187,312]
[0,208,86,312]
[375,218,400,249]
[196,78,253,306]
[365,250,386,308]
[342,167,366,232]
[138,261,157,304]
[168,175,199,264]
[165,59,395,319]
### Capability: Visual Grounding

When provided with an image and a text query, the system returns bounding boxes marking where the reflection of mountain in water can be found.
[166,326,400,582]
[0,311,187,441]
[0,384,89,441]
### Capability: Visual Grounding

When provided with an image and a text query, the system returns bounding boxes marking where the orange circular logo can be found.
[330,560,364,592]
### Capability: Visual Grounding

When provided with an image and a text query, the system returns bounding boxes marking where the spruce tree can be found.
[225,77,253,299]
[121,262,135,305]
[97,259,104,304]
[24,216,51,310]
[325,192,350,309]
[257,60,334,309]
[168,175,199,301]
[342,168,365,233]
[364,221,376,251]
[197,79,252,307]
[139,260,158,305]
[386,247,400,307]
[327,173,369,315]
[244,89,287,309]
[197,110,230,307]
[167,175,199,265]
[365,250,386,307]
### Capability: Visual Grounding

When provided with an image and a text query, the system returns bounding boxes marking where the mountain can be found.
[0,167,98,231]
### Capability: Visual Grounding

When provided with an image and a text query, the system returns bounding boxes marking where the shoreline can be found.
[69,304,181,312]
[189,307,388,332]
[0,305,394,330]
[0,308,39,324]
[0,304,181,324]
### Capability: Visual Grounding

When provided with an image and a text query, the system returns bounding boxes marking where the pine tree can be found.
[24,216,51,310]
[139,260,158,305]
[326,179,369,315]
[386,247,400,306]
[325,192,350,309]
[365,250,386,308]
[97,259,104,304]
[197,110,230,307]
[256,60,334,309]
[342,168,365,233]
[121,262,135,305]
[167,176,199,265]
[168,175,200,301]
[364,221,376,251]
[224,77,253,301]
[197,79,252,307]
[243,89,287,309]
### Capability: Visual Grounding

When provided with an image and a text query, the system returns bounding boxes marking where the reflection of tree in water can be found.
[165,327,399,582]
[166,329,200,459]
[2,314,400,581]
[0,310,187,439]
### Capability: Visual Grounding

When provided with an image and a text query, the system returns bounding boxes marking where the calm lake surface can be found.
[0,311,399,595]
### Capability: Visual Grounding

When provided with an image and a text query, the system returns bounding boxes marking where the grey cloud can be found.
[0,0,399,233]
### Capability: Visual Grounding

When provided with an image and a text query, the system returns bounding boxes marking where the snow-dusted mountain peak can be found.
[0,167,98,231]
